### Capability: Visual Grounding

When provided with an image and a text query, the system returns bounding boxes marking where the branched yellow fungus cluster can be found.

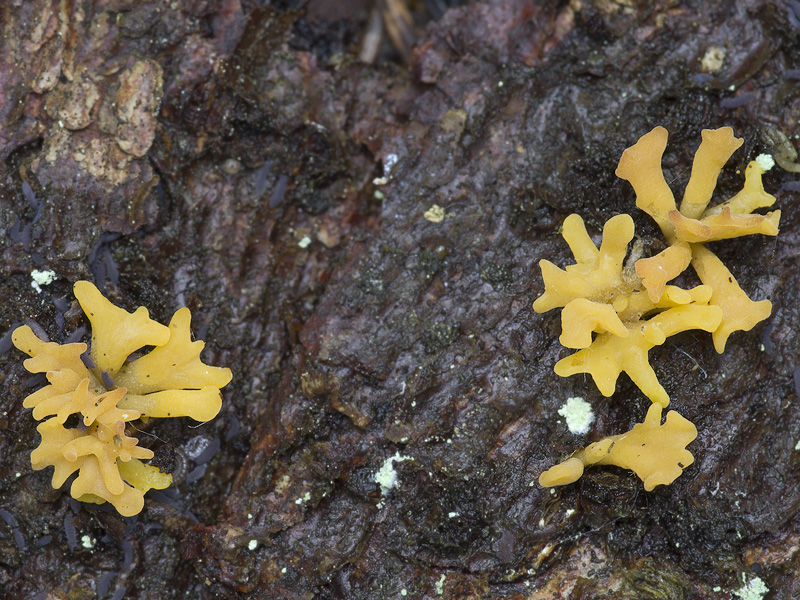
[533,212,722,407]
[536,127,778,490]
[14,281,232,516]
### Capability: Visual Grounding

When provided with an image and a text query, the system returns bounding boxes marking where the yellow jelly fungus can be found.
[536,126,778,490]
[558,299,629,349]
[613,125,677,235]
[679,127,743,220]
[615,126,778,351]
[536,126,778,405]
[634,242,691,303]
[539,403,697,491]
[533,213,639,313]
[13,281,232,516]
[555,303,722,407]
[690,244,773,353]
[74,280,171,376]
[534,208,720,405]
[616,126,779,244]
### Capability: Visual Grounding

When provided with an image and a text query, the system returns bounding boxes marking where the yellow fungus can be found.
[555,304,722,407]
[680,127,743,219]
[534,209,720,405]
[536,126,778,403]
[539,457,584,487]
[533,214,639,313]
[536,126,779,490]
[615,127,778,351]
[14,281,232,516]
[558,299,628,349]
[616,126,779,247]
[690,244,773,353]
[73,280,171,376]
[614,125,676,236]
[540,403,697,491]
[635,242,691,303]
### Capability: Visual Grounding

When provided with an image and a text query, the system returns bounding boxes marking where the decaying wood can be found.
[1,1,799,598]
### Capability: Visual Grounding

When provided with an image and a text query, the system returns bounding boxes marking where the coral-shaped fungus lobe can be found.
[539,403,697,491]
[13,281,232,516]
[533,213,639,313]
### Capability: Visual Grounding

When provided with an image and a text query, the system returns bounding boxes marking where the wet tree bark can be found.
[1,1,799,598]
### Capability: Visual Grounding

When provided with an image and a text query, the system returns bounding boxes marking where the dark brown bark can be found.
[1,0,799,598]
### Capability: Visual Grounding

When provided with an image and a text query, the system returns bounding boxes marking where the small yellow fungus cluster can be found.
[13,281,232,516]
[536,127,778,490]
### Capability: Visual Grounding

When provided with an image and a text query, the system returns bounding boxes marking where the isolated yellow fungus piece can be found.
[540,403,697,491]
[30,414,159,517]
[13,281,232,516]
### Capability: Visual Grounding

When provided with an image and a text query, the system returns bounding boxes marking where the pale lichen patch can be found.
[557,397,594,434]
[733,574,769,600]
[374,453,412,496]
[31,269,57,293]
